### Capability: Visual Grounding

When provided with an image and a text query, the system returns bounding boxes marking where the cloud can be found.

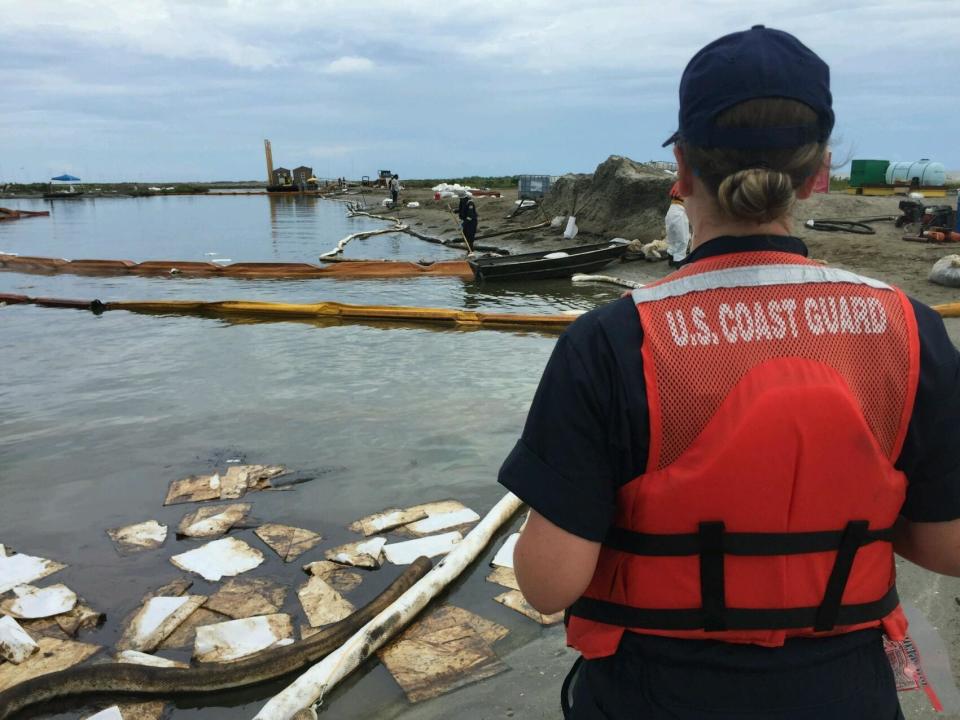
[1,0,958,179]
[323,56,376,74]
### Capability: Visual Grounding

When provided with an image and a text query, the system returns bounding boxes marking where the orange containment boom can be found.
[0,293,579,331]
[0,253,474,280]
[0,208,50,222]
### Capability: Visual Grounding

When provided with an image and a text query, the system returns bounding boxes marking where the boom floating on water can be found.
[0,293,580,331]
[0,253,473,280]
[3,289,958,332]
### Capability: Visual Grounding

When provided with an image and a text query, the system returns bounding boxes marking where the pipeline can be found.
[0,253,473,280]
[0,293,578,331]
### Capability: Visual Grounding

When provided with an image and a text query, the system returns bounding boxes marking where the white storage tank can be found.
[885,159,946,187]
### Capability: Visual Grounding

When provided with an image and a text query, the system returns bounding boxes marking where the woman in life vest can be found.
[499,26,960,719]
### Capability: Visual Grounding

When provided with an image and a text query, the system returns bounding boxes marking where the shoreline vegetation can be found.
[3,175,958,199]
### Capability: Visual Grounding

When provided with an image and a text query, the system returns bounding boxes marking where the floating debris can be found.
[0,549,66,594]
[157,608,230,650]
[228,464,288,493]
[402,502,480,536]
[170,537,265,581]
[194,614,294,662]
[16,615,70,642]
[106,520,168,554]
[383,531,463,565]
[349,508,429,537]
[0,615,38,664]
[204,577,287,619]
[378,604,509,703]
[163,473,221,506]
[255,523,323,562]
[0,636,100,692]
[83,704,168,720]
[485,566,520,591]
[494,590,563,625]
[1,583,77,619]
[491,533,519,569]
[116,650,189,669]
[302,561,363,594]
[298,577,355,628]
[219,466,249,499]
[177,503,252,538]
[56,603,104,637]
[164,466,288,506]
[324,537,386,569]
[143,578,193,600]
[84,708,123,720]
[118,595,207,652]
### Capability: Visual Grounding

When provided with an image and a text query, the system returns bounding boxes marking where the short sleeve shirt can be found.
[499,235,960,540]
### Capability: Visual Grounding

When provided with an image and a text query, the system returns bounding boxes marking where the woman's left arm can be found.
[514,510,601,614]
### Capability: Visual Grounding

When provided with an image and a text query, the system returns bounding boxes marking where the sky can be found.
[1,0,958,183]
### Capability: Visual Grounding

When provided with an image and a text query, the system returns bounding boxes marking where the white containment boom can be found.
[252,491,524,720]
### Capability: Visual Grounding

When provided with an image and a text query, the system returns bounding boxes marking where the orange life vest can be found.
[567,251,920,659]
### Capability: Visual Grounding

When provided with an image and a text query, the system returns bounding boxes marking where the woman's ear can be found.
[796,159,826,200]
[673,145,695,196]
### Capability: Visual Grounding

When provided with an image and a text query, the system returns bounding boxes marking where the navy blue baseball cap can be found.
[662,25,834,150]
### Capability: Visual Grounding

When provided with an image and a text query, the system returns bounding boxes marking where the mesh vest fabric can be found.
[567,252,920,658]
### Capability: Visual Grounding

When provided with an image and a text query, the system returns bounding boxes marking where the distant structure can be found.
[648,160,679,173]
[264,139,274,184]
[292,166,314,186]
[263,139,317,192]
[272,167,292,186]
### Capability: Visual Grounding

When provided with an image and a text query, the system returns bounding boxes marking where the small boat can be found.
[43,191,85,200]
[468,240,629,281]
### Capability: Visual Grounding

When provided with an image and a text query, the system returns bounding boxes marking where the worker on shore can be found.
[665,181,690,267]
[500,25,960,719]
[389,174,401,206]
[454,188,478,252]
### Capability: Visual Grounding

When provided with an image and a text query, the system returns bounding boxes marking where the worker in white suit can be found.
[665,182,691,268]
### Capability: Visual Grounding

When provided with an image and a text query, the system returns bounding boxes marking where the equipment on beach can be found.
[803,216,896,235]
[469,240,629,281]
[0,559,432,720]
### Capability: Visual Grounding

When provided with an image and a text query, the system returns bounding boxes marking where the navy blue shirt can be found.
[500,235,960,539]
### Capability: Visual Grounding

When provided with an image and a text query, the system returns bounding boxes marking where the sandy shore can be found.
[355,185,960,305]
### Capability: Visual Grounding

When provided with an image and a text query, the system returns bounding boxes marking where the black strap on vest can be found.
[814,520,870,631]
[699,522,726,631]
[570,519,897,633]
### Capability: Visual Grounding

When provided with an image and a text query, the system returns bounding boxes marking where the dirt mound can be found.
[541,156,675,241]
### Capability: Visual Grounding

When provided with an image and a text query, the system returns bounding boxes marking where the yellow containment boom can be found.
[3,292,958,333]
[0,293,579,331]
[0,253,474,280]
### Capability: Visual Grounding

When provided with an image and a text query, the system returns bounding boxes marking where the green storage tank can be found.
[850,159,890,188]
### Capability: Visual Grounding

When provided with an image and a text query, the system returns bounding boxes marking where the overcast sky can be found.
[2,0,957,182]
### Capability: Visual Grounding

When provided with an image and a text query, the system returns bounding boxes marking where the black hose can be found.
[803,216,897,235]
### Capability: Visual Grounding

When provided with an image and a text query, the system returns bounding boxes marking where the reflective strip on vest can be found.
[631,264,891,305]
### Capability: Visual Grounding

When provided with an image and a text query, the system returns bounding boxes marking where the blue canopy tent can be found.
[46,174,84,198]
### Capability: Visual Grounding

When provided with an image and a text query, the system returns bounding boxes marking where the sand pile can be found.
[541,156,675,241]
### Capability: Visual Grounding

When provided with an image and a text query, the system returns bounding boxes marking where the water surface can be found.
[0,195,620,719]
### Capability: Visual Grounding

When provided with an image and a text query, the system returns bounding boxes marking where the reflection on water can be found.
[0,195,620,719]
